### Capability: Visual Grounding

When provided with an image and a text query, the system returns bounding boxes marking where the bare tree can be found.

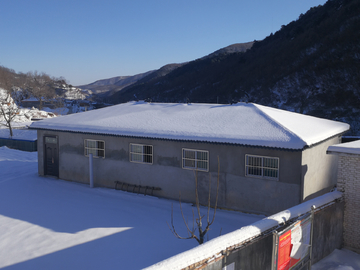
[12,72,30,104]
[26,71,55,109]
[1,66,68,116]
[0,67,20,137]
[0,92,20,137]
[0,66,15,91]
[168,156,220,245]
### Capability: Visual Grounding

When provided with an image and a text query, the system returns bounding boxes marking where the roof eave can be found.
[304,128,350,151]
[29,126,307,152]
[29,126,349,152]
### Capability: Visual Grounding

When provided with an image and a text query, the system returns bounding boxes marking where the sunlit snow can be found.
[0,146,262,269]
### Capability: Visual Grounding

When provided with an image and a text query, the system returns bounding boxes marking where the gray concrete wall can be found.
[301,136,341,202]
[221,233,274,270]
[37,130,304,214]
[311,201,344,263]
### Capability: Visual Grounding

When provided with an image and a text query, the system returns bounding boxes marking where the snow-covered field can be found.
[1,148,360,270]
[0,147,262,269]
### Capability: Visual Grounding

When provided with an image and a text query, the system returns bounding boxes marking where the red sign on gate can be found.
[274,216,312,270]
[277,230,292,270]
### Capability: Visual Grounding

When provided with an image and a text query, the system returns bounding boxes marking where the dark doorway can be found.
[44,136,59,177]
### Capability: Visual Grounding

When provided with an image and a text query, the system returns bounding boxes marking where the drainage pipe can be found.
[89,153,94,188]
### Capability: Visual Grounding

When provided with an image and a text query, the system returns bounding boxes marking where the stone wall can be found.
[337,153,360,252]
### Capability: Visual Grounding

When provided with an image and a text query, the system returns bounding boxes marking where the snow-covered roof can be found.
[29,101,349,150]
[22,97,38,102]
[327,140,360,155]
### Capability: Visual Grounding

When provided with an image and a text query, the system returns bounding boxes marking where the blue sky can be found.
[0,0,327,86]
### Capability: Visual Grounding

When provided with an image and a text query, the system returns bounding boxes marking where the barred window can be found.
[245,154,279,179]
[130,143,153,164]
[84,139,105,158]
[182,148,209,171]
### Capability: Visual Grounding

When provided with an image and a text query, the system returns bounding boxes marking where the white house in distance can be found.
[29,101,349,215]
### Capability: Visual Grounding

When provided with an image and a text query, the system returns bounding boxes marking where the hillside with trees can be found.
[0,66,98,132]
[77,70,155,101]
[0,67,67,107]
[109,0,360,134]
[0,66,97,107]
[78,42,254,103]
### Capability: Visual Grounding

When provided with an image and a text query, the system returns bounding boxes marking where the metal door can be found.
[44,136,59,177]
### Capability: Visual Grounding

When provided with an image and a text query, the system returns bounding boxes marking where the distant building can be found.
[29,101,349,215]
[21,97,56,109]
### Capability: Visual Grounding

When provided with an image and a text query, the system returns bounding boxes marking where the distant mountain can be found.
[78,42,253,101]
[128,43,254,89]
[77,70,155,97]
[133,63,187,85]
[109,0,360,135]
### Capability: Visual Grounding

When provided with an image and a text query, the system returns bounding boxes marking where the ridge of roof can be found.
[253,103,350,148]
[252,103,308,147]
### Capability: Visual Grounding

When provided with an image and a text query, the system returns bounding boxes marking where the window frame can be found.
[245,154,279,180]
[129,143,153,165]
[182,148,209,172]
[84,139,105,158]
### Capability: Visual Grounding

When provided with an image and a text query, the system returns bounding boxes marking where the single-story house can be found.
[29,101,349,215]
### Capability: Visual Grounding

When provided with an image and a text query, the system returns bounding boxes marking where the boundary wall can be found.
[333,153,360,253]
[0,138,37,152]
[145,191,343,270]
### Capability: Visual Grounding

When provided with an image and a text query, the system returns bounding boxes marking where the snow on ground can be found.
[312,249,360,270]
[0,147,262,270]
[64,86,91,100]
[42,106,69,116]
[1,148,359,270]
[0,88,59,126]
[16,107,56,121]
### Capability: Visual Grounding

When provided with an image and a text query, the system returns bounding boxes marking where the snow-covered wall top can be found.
[327,140,360,155]
[29,101,349,150]
[0,128,37,140]
[144,191,342,270]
